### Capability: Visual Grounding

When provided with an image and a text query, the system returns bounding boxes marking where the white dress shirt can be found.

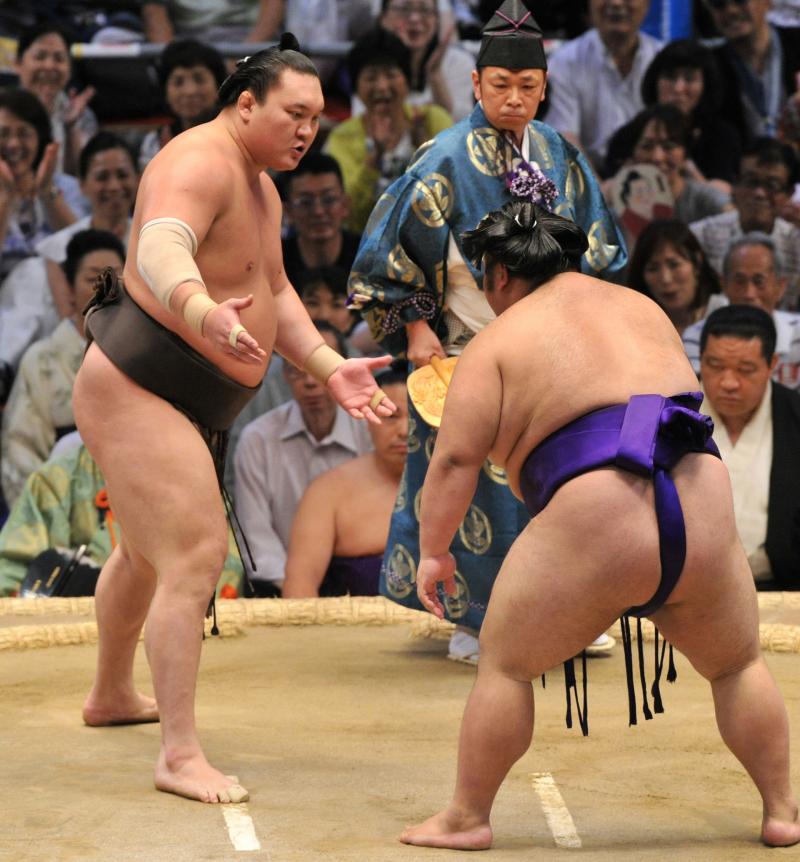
[234,400,373,586]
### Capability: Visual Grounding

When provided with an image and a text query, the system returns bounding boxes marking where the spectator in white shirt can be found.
[683,234,800,389]
[544,0,661,168]
[233,322,373,595]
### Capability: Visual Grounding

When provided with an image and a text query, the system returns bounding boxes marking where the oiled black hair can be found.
[217,33,319,107]
[462,201,588,289]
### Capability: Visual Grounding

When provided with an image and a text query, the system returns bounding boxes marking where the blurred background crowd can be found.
[0,0,799,612]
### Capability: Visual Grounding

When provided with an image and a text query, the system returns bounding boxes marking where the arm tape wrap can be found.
[303,343,346,384]
[136,217,208,311]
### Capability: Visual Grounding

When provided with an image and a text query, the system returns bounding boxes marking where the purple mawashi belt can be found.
[519,392,721,617]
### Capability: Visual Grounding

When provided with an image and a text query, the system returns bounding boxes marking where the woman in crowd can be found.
[324,27,451,232]
[282,365,408,598]
[138,38,226,171]
[14,23,99,177]
[0,89,84,280]
[605,104,731,226]
[627,218,721,335]
[379,0,474,121]
[641,39,743,189]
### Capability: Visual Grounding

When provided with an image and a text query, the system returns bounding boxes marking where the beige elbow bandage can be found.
[137,218,216,329]
[303,343,346,383]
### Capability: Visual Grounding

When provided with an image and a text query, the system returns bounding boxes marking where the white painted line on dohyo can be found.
[531,772,582,849]
[222,803,262,852]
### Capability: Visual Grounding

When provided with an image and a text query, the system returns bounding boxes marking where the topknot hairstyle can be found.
[462,201,588,289]
[217,33,319,107]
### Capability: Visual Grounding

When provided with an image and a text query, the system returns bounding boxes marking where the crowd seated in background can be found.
[377,0,475,121]
[689,137,800,308]
[157,0,280,46]
[233,323,373,596]
[683,234,800,390]
[640,38,743,188]
[0,88,86,281]
[324,26,452,232]
[0,131,137,372]
[0,438,246,598]
[544,0,661,169]
[279,151,361,289]
[1,229,124,507]
[604,104,730,226]
[699,304,800,590]
[627,218,721,335]
[138,38,226,172]
[705,0,800,143]
[282,363,407,597]
[13,23,98,176]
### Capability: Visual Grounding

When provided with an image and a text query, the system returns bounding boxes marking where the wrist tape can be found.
[303,343,345,384]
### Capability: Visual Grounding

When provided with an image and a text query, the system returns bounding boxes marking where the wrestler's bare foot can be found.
[155,747,249,804]
[83,690,159,726]
[762,803,800,847]
[400,808,492,850]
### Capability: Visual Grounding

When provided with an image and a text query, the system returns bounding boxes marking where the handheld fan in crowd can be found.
[407,355,459,428]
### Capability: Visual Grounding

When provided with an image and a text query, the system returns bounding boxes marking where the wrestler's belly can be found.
[125,278,276,389]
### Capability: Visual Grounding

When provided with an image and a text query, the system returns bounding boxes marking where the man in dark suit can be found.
[700,303,800,588]
[704,0,800,143]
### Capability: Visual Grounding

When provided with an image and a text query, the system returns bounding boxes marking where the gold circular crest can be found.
[394,468,408,512]
[413,486,423,521]
[364,191,396,235]
[482,460,509,485]
[587,220,619,272]
[466,127,505,177]
[387,244,425,286]
[407,416,421,454]
[458,504,492,554]
[385,544,417,599]
[408,138,435,170]
[444,570,471,619]
[411,173,453,228]
[424,429,437,461]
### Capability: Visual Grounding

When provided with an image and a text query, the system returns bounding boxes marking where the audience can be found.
[700,304,800,589]
[0,229,124,507]
[627,218,721,335]
[705,0,800,143]
[282,363,408,597]
[640,38,743,187]
[0,88,85,281]
[138,38,226,172]
[544,0,661,168]
[0,441,246,598]
[379,0,475,121]
[298,265,359,337]
[233,323,373,596]
[280,152,361,289]
[683,235,800,389]
[0,131,138,371]
[690,137,800,308]
[13,23,99,177]
[157,0,281,45]
[324,27,452,232]
[604,104,730,224]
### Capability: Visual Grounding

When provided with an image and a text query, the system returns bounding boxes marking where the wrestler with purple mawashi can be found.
[401,200,800,851]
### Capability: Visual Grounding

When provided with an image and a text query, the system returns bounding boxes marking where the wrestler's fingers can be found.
[365,354,393,370]
[362,405,383,426]
[347,406,366,420]
[443,576,457,596]
[418,586,444,619]
[375,397,397,416]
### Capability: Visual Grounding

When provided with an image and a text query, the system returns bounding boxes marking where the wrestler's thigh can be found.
[649,455,761,679]
[73,345,227,570]
[480,470,662,681]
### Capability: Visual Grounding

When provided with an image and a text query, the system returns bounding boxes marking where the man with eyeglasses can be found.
[704,0,800,141]
[690,137,800,308]
[280,152,361,290]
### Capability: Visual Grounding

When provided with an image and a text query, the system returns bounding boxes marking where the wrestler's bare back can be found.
[451,273,701,499]
[124,121,284,388]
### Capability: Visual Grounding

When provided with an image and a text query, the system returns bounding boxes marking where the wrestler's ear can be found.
[540,72,547,103]
[237,89,256,121]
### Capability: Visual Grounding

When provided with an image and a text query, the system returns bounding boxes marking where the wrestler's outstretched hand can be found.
[203,295,267,364]
[417,554,457,619]
[328,355,398,424]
